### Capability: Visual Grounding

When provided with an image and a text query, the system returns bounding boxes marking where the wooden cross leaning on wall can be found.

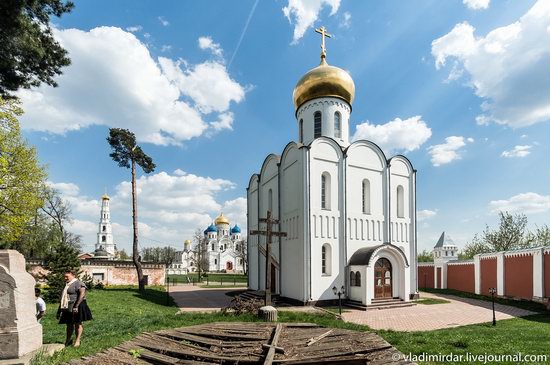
[249,210,287,305]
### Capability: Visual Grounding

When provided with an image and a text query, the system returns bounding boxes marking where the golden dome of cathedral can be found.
[214,213,230,225]
[101,194,110,200]
[293,57,355,112]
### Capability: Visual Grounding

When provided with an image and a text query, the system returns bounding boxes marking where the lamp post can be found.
[489,287,497,326]
[332,285,345,315]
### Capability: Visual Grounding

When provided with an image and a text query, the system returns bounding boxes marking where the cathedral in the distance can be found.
[169,213,246,274]
[247,27,419,306]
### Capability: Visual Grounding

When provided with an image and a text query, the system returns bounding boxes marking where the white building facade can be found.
[247,46,418,305]
[167,240,196,275]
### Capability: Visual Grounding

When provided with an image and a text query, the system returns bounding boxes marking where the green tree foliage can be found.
[417,249,433,262]
[107,128,155,293]
[461,212,546,259]
[0,97,47,245]
[116,248,130,260]
[141,246,177,265]
[0,0,73,97]
[43,242,81,302]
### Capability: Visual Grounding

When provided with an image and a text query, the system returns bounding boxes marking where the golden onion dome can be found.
[293,58,355,112]
[101,194,110,200]
[184,239,191,244]
[214,213,230,225]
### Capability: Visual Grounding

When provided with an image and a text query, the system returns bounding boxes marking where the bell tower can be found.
[96,194,116,256]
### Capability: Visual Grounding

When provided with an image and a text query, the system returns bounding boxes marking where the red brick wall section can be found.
[544,253,550,299]
[504,255,533,300]
[418,266,434,288]
[480,258,497,297]
[447,263,475,293]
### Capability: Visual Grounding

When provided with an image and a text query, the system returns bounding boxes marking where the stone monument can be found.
[0,250,42,360]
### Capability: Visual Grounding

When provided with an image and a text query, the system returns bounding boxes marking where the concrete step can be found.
[344,299,416,311]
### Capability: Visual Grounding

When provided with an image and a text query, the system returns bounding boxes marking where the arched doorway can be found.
[374,258,392,298]
[226,261,233,271]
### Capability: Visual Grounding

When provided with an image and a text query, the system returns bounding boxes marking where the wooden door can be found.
[226,261,233,271]
[436,267,442,289]
[374,258,392,298]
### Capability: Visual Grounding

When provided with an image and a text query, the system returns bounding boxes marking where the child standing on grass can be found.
[56,270,93,347]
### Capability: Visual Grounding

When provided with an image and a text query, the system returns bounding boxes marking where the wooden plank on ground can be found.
[263,323,284,365]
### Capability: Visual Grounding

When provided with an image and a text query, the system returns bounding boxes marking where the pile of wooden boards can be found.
[68,322,414,364]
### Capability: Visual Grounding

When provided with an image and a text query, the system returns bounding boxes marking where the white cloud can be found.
[54,170,247,251]
[463,0,490,10]
[198,36,223,58]
[489,192,550,214]
[427,136,473,167]
[17,27,247,145]
[432,1,550,128]
[158,16,169,26]
[210,112,234,132]
[159,58,246,114]
[501,145,532,158]
[126,25,142,33]
[352,116,432,155]
[282,0,341,44]
[160,45,172,52]
[340,11,351,29]
[417,209,437,222]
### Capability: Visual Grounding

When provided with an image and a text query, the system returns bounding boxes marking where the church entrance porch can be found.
[347,244,410,306]
[374,258,392,299]
[225,261,233,272]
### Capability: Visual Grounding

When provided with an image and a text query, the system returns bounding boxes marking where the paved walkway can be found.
[169,284,246,312]
[342,291,537,331]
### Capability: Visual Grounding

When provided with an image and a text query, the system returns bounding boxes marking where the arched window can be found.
[102,225,106,232]
[321,243,331,275]
[397,185,404,218]
[314,111,322,138]
[350,271,356,286]
[355,272,361,287]
[101,235,106,242]
[362,179,371,214]
[211,244,214,251]
[334,112,341,139]
[321,172,331,209]
[299,119,304,143]
[268,189,273,212]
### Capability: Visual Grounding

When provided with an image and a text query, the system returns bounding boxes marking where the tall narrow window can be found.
[321,172,331,209]
[334,112,341,139]
[314,111,322,138]
[355,272,361,286]
[350,271,356,286]
[397,185,404,218]
[321,245,326,274]
[268,189,273,213]
[362,179,371,214]
[322,243,331,275]
[299,119,304,143]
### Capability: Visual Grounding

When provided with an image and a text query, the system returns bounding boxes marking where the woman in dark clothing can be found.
[56,270,93,347]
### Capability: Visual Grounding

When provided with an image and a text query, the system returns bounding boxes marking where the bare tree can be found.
[235,236,248,274]
[192,228,209,280]
[41,187,80,249]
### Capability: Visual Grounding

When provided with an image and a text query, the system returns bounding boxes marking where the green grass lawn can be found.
[422,288,547,312]
[38,286,550,365]
[168,273,248,284]
[414,298,451,305]
[379,314,550,364]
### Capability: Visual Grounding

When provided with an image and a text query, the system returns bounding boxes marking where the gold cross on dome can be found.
[315,26,332,59]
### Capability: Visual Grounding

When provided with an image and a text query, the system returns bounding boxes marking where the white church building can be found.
[247,30,418,306]
[204,213,246,273]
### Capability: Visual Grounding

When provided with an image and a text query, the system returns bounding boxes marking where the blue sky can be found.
[18,0,550,253]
